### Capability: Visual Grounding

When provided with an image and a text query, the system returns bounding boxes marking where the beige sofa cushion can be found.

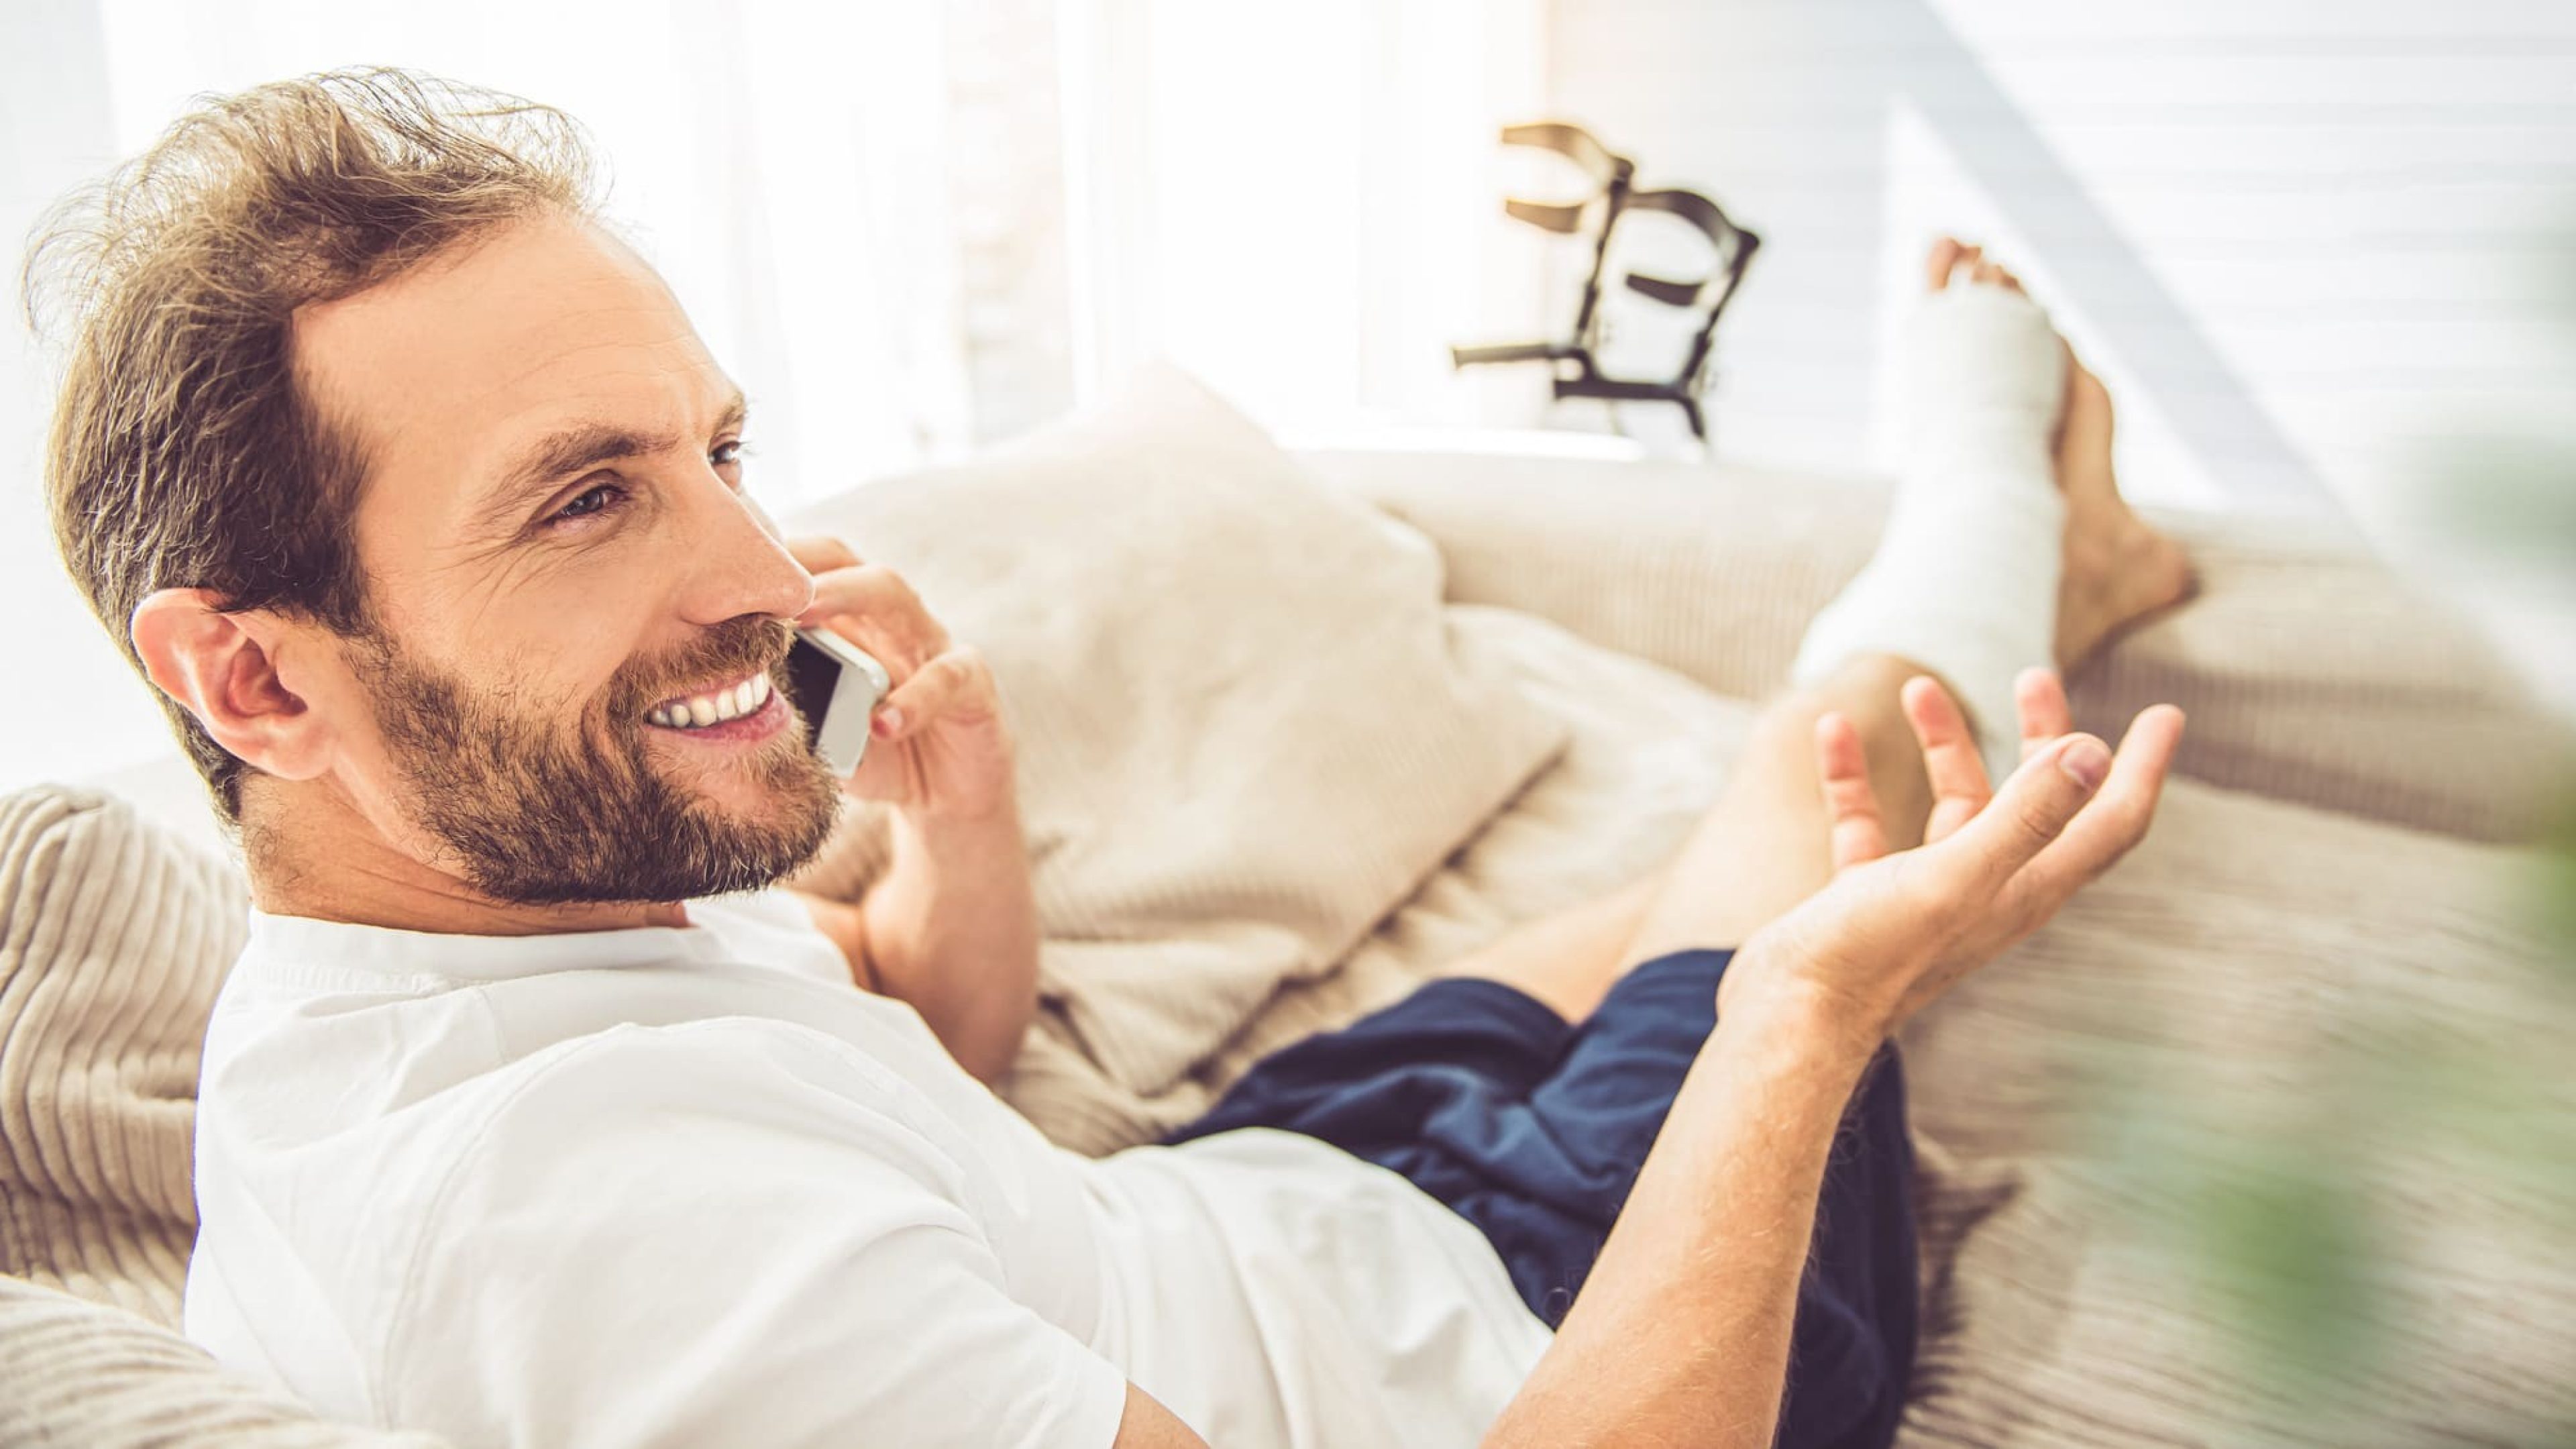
[780,364,1571,1150]
[0,1275,445,1448]
[0,786,244,1326]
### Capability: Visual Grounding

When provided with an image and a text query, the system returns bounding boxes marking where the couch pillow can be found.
[0,1274,449,1448]
[0,786,248,1322]
[783,363,1571,1150]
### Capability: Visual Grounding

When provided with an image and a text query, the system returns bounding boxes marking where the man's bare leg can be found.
[1436,237,2190,1023]
[1436,651,1935,1021]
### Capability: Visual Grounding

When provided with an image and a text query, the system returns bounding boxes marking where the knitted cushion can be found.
[0,785,244,1322]
[782,363,1572,1150]
[0,1275,446,1448]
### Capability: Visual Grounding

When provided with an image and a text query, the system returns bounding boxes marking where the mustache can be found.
[604,616,794,720]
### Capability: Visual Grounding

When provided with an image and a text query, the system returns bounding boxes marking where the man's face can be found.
[288,215,841,904]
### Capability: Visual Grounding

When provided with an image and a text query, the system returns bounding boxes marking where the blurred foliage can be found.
[2076,915,2576,1445]
[2421,437,2576,571]
[2066,254,2576,1444]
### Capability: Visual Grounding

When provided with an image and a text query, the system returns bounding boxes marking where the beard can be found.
[354,614,844,906]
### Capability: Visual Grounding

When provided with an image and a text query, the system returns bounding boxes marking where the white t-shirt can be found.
[184,890,1552,1448]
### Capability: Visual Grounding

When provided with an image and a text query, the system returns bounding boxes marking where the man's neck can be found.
[241,779,689,937]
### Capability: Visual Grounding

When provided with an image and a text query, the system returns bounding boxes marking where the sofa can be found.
[4,366,2570,1446]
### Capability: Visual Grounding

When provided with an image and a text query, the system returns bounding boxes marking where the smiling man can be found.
[30,69,2188,1449]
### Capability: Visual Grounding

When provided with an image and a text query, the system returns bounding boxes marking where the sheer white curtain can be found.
[1053,0,1560,439]
[3,1,164,790]
[2,1,983,788]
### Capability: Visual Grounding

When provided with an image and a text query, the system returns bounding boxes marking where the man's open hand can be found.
[1726,669,2185,1044]
[789,538,1017,823]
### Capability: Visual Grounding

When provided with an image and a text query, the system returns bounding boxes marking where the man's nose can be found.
[672,479,814,626]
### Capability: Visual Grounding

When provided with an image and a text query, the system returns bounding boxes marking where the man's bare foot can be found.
[1923,235,2025,297]
[2053,359,2196,664]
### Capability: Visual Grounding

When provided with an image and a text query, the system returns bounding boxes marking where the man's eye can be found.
[712,439,750,468]
[550,482,627,525]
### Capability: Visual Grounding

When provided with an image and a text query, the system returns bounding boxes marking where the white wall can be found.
[1,3,176,790]
[1546,0,2576,528]
[1054,0,1563,437]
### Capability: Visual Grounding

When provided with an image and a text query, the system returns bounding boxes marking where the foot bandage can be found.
[1790,282,2068,779]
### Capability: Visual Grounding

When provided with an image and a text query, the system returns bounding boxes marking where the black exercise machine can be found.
[1450,121,1761,443]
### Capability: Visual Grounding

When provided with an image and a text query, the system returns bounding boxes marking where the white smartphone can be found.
[786,627,894,777]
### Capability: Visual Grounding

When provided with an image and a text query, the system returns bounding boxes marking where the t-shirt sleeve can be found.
[377,1021,1132,1449]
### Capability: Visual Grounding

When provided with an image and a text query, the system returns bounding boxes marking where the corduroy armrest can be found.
[1305,448,2571,843]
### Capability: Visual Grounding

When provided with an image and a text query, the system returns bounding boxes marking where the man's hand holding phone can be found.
[787,537,1017,824]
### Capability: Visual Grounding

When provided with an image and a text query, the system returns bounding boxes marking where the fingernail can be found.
[2059,737,2110,792]
[872,706,902,738]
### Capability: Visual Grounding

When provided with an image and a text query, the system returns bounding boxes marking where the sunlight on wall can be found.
[1055,0,1560,437]
[1,6,173,793]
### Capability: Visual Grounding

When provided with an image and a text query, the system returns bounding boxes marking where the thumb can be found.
[1947,733,2112,890]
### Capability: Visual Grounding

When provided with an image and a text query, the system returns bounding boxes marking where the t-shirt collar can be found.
[240,902,737,982]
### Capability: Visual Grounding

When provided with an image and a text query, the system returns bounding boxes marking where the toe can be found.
[1925,236,1966,291]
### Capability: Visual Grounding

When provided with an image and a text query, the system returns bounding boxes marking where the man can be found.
[29,70,2190,1448]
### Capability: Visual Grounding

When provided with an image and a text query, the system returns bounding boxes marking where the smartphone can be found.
[786,627,894,777]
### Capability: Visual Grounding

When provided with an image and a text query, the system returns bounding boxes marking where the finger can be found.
[2015,667,2072,762]
[1900,676,1991,843]
[1937,731,2114,894]
[2005,704,2186,907]
[788,536,861,574]
[1815,711,1889,870]
[871,645,995,741]
[798,562,949,661]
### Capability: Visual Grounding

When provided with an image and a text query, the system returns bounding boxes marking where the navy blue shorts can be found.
[1166,947,1917,1449]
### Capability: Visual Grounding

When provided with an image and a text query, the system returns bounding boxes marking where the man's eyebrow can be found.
[472,390,751,535]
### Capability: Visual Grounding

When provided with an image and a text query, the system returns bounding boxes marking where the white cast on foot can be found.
[1790,279,2069,779]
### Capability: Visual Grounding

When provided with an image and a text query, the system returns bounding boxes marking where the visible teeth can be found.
[649,672,770,729]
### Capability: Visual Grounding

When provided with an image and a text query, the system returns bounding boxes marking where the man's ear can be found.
[129,588,335,782]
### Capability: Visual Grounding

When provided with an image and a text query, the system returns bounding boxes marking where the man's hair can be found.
[21,68,600,824]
